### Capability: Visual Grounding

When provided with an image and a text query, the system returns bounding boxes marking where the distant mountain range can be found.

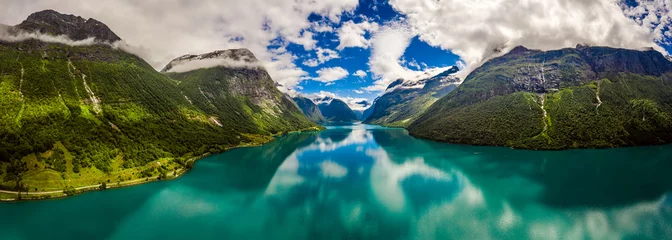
[314,97,359,122]
[364,66,460,127]
[409,45,672,149]
[292,96,326,123]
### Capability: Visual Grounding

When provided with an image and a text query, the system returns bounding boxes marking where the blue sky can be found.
[274,0,461,105]
[258,0,672,108]
[3,0,671,110]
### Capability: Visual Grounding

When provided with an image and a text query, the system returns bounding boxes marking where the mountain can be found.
[351,100,372,120]
[292,96,326,124]
[0,10,317,191]
[361,105,374,121]
[409,45,672,149]
[13,10,121,43]
[162,49,315,134]
[315,97,359,122]
[364,66,460,127]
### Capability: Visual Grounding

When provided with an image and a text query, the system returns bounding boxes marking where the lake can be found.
[1,124,671,239]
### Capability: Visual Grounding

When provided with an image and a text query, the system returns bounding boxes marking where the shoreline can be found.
[0,127,322,202]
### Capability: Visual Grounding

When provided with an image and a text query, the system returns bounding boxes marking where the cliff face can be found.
[164,49,316,134]
[364,66,460,127]
[409,46,672,149]
[292,96,326,124]
[14,9,121,43]
[0,10,316,190]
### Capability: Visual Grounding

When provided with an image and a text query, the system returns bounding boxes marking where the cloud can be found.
[314,67,349,83]
[389,0,661,74]
[320,160,348,178]
[353,70,367,78]
[165,57,261,73]
[0,26,157,63]
[302,91,371,110]
[621,1,672,45]
[302,47,340,67]
[336,20,380,50]
[311,21,335,33]
[0,25,98,46]
[0,0,359,91]
[365,22,447,92]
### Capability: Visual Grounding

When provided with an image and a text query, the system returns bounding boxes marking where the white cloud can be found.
[314,67,349,83]
[311,21,334,33]
[353,70,367,78]
[165,58,261,73]
[365,22,447,92]
[0,0,359,91]
[302,47,340,67]
[302,91,371,111]
[389,0,662,75]
[621,1,672,45]
[320,160,348,178]
[336,20,380,50]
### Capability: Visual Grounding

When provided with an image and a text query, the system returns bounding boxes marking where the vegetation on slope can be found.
[165,65,316,135]
[318,98,359,122]
[365,67,459,127]
[0,40,317,192]
[409,46,672,149]
[292,96,326,124]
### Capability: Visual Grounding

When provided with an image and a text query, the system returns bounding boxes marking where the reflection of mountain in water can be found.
[181,132,318,193]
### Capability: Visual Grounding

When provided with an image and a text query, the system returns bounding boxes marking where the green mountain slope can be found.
[316,97,359,122]
[0,10,316,191]
[409,45,672,149]
[365,67,460,127]
[292,96,326,123]
[163,49,316,134]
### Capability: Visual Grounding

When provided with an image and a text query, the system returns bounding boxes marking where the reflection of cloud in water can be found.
[246,126,672,239]
[413,183,672,239]
[367,148,467,212]
[265,152,305,195]
[321,160,348,178]
[307,128,372,152]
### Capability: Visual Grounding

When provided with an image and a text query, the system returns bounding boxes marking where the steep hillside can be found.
[0,10,316,191]
[365,66,460,127]
[409,45,672,149]
[292,96,326,124]
[163,49,316,134]
[315,97,359,122]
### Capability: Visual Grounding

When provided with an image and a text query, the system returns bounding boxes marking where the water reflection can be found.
[258,124,672,239]
[1,124,672,240]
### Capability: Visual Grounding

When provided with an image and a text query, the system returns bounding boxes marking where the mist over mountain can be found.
[364,66,460,127]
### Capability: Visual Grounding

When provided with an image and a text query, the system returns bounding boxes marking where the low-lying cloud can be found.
[0,26,97,46]
[166,57,262,73]
[389,0,662,74]
[0,26,156,62]
[0,0,359,90]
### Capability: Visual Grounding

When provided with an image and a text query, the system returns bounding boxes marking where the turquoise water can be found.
[1,124,672,239]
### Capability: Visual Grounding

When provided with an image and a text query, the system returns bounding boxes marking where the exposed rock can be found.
[161,48,258,72]
[365,67,461,126]
[14,9,121,43]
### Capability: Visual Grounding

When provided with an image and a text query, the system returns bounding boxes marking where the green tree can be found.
[4,160,28,190]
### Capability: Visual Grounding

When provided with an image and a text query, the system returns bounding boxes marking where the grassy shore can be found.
[0,127,323,202]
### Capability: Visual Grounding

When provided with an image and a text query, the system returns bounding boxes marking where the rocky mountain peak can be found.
[161,48,258,72]
[15,9,121,43]
[508,45,532,55]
